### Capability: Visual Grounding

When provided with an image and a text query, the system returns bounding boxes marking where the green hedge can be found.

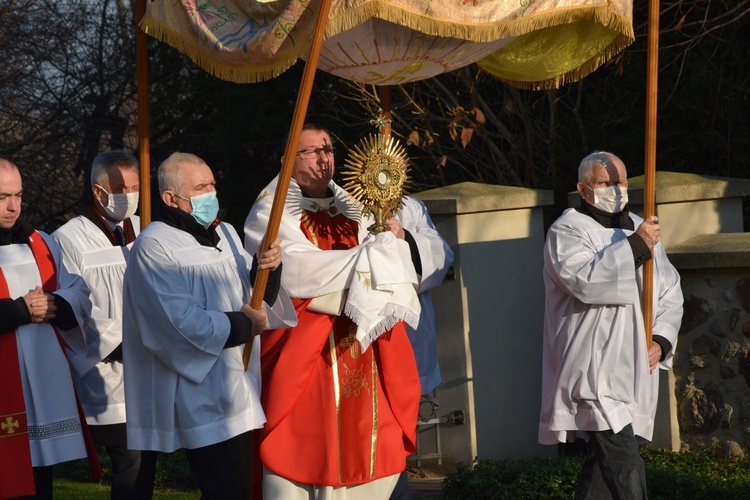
[442,448,750,499]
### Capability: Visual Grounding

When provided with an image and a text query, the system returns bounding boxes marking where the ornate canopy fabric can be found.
[142,0,633,89]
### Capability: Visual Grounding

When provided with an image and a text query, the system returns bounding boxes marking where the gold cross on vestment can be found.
[1,416,19,434]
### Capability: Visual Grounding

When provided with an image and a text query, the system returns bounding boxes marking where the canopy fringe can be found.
[326,3,634,44]
[139,17,306,84]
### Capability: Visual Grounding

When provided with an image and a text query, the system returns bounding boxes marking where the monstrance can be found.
[341,111,411,234]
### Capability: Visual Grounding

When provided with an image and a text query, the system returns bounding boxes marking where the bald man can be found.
[122,152,296,499]
[0,158,96,499]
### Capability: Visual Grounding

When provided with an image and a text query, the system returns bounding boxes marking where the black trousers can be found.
[90,422,158,500]
[575,424,648,500]
[106,445,158,500]
[185,430,254,500]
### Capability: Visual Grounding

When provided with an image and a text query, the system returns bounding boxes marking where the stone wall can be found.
[674,267,750,458]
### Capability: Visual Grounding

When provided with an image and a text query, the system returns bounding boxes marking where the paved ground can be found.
[409,477,444,498]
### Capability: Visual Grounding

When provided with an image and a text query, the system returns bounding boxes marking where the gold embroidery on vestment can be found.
[355,269,371,289]
[328,329,344,483]
[339,324,361,359]
[341,362,369,398]
[300,212,319,248]
[370,352,378,477]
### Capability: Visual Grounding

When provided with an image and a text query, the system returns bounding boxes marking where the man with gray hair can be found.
[123,152,296,499]
[53,151,156,499]
[539,151,683,499]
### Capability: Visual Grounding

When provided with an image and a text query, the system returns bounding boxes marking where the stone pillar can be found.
[413,182,554,465]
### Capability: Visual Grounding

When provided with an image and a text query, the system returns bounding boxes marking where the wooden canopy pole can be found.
[136,0,151,225]
[642,0,660,351]
[243,0,335,369]
[378,86,392,137]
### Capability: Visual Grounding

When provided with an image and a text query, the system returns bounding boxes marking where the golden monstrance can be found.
[341,126,411,234]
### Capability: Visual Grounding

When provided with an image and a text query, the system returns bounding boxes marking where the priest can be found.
[244,124,421,499]
[0,158,97,499]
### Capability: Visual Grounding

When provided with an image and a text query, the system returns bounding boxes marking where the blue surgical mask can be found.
[186,191,220,226]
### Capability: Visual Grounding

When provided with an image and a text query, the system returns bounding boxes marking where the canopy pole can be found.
[136,0,151,225]
[642,0,660,353]
[378,86,392,138]
[244,0,335,369]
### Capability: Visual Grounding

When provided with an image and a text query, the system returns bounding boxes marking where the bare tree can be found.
[0,0,137,231]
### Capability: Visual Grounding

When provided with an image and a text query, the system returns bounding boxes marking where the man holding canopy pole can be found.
[538,151,683,499]
[245,123,422,499]
[122,152,296,499]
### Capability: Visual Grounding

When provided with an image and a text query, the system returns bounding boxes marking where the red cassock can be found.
[257,207,420,487]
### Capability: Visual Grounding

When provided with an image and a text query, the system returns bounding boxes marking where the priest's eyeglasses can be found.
[296,146,336,159]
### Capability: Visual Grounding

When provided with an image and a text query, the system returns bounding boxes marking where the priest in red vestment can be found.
[245,124,421,499]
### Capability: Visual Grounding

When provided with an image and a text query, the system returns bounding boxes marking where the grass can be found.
[53,479,199,499]
[53,448,200,499]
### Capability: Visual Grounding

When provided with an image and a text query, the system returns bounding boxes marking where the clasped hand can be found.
[24,286,56,323]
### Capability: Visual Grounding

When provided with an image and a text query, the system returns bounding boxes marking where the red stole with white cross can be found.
[0,231,101,499]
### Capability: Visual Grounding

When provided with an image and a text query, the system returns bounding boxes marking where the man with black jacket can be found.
[122,152,296,500]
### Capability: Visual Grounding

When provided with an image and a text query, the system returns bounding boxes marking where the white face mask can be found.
[97,185,139,221]
[584,184,628,213]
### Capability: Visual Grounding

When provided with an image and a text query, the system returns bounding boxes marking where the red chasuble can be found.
[258,206,420,487]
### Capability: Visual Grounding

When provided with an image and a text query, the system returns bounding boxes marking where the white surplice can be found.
[395,196,454,394]
[0,232,91,466]
[539,209,683,444]
[122,220,296,452]
[52,215,140,426]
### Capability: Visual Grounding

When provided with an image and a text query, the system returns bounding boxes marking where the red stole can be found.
[0,232,101,499]
[255,208,419,491]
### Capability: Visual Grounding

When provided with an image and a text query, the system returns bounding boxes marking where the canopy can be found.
[142,0,633,89]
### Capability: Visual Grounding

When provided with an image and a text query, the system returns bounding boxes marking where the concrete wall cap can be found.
[667,233,750,269]
[414,181,554,215]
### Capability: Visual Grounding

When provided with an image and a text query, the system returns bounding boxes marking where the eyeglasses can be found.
[296,146,336,158]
